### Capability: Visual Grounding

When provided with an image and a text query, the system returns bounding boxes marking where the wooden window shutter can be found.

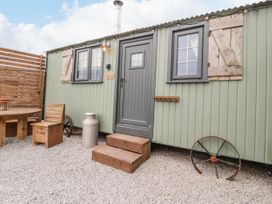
[208,13,243,80]
[61,48,73,83]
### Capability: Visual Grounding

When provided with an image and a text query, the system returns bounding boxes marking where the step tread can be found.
[108,133,150,145]
[93,144,142,164]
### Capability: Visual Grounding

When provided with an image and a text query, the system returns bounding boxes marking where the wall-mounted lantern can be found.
[101,40,111,52]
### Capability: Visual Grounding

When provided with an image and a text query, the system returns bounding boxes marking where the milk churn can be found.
[82,113,98,148]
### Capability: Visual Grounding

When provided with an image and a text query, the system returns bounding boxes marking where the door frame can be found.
[112,31,158,139]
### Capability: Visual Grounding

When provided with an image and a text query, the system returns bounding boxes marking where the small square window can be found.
[131,52,144,68]
[168,22,208,83]
[74,46,103,83]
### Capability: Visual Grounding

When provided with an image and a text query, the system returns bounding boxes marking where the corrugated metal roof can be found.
[47,0,272,53]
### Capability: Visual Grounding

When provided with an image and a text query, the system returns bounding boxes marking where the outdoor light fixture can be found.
[101,40,111,52]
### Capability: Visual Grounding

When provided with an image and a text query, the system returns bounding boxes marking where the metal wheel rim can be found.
[63,115,73,137]
[190,136,241,180]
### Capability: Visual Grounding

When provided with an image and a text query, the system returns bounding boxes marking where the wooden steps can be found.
[92,145,143,173]
[92,134,151,173]
[107,133,150,160]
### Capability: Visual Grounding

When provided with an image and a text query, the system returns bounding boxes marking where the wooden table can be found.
[0,108,41,146]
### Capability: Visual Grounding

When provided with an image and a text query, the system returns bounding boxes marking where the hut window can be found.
[168,22,208,83]
[75,49,89,80]
[177,33,199,76]
[74,47,103,83]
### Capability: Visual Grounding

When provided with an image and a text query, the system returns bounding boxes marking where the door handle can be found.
[120,77,125,87]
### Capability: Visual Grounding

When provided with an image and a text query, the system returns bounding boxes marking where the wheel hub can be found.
[210,155,218,163]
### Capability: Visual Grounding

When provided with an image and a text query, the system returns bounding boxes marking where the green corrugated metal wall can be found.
[45,41,117,133]
[153,7,272,164]
[45,7,272,164]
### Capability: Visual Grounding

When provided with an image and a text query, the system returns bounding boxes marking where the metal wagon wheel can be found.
[63,115,73,137]
[190,136,241,180]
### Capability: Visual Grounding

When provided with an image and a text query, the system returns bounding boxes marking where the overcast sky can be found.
[0,0,261,54]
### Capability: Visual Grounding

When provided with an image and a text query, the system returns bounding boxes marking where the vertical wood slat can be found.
[266,7,272,163]
[187,84,196,148]
[210,81,220,153]
[162,29,170,145]
[255,9,267,162]
[236,25,247,159]
[245,11,257,161]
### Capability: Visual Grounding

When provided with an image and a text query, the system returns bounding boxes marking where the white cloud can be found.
[0,0,262,54]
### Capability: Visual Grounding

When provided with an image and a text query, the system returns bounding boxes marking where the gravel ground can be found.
[0,135,271,204]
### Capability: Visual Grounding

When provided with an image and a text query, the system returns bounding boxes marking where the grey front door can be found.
[116,35,156,138]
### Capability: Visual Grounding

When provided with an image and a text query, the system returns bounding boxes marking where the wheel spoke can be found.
[218,159,239,168]
[64,116,73,137]
[216,140,226,156]
[64,128,71,135]
[194,158,211,165]
[214,163,219,179]
[197,141,211,154]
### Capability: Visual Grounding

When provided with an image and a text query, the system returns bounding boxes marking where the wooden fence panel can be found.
[0,47,46,115]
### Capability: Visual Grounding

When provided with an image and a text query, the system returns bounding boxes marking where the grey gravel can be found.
[0,135,271,204]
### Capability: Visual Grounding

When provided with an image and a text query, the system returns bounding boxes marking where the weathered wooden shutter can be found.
[61,48,73,83]
[208,13,243,80]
